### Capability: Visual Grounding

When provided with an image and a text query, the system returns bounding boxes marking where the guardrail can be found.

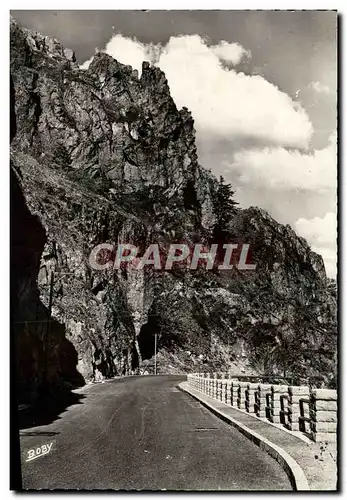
[187,373,337,443]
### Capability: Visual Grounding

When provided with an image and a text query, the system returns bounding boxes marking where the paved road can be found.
[19,375,292,490]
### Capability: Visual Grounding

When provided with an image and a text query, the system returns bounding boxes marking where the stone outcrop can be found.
[10,17,337,403]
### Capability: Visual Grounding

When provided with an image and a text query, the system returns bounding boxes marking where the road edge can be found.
[178,382,310,491]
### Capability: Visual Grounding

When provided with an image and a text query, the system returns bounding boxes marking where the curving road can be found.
[19,375,292,490]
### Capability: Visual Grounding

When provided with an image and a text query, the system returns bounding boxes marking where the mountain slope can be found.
[10,18,337,403]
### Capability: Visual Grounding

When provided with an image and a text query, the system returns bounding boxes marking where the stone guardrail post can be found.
[231,380,239,407]
[209,376,213,398]
[256,384,271,418]
[202,373,207,395]
[218,373,225,401]
[225,379,232,405]
[209,374,213,397]
[212,373,218,399]
[246,383,258,414]
[298,393,311,434]
[220,378,225,402]
[238,381,248,410]
[287,386,309,431]
[310,389,337,443]
[280,392,289,428]
[221,376,227,401]
[271,385,288,424]
[218,378,222,401]
[221,379,227,403]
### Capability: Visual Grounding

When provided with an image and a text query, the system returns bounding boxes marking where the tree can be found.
[213,176,238,240]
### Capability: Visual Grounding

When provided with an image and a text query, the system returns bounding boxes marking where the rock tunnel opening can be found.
[130,344,139,372]
[138,312,161,361]
[183,179,198,210]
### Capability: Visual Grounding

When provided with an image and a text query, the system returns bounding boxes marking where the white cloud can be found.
[309,81,332,94]
[226,132,337,277]
[158,35,313,148]
[80,35,159,72]
[228,130,337,192]
[295,212,337,277]
[210,40,250,65]
[80,55,93,70]
[103,35,161,71]
[295,212,336,247]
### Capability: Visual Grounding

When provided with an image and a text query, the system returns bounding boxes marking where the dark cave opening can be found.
[183,179,198,210]
[138,313,161,360]
[130,343,139,371]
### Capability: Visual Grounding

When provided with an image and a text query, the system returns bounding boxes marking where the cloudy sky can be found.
[12,10,337,277]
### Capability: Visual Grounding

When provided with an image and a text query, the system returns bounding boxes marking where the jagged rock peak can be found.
[10,16,77,67]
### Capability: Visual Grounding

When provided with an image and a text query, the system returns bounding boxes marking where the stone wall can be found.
[187,373,337,443]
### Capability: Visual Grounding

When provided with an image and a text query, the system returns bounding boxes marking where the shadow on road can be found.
[20,431,60,437]
[18,390,86,430]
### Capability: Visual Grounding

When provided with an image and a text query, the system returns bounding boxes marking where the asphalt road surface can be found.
[19,375,292,490]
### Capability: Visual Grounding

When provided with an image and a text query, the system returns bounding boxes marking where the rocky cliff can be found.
[10,18,337,403]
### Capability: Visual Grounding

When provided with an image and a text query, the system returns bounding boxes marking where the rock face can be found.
[10,18,337,402]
